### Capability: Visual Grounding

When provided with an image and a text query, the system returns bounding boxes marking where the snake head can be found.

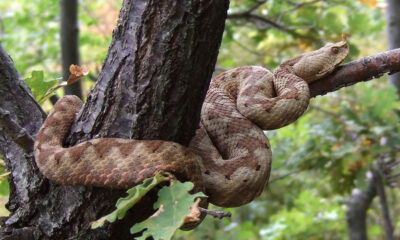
[291,40,349,83]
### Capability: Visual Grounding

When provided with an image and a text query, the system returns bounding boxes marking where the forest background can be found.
[0,0,399,239]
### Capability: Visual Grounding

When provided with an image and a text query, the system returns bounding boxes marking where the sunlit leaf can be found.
[24,70,58,101]
[130,181,206,240]
[91,173,171,229]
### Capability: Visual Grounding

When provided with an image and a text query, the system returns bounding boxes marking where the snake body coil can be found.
[34,41,348,207]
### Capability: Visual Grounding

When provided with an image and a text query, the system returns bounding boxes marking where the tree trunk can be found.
[60,0,82,99]
[0,44,48,240]
[346,172,377,240]
[0,0,228,239]
[372,167,394,240]
[386,0,400,95]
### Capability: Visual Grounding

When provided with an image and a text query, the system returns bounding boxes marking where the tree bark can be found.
[0,44,47,240]
[60,0,83,99]
[386,0,400,95]
[68,0,228,146]
[0,0,228,239]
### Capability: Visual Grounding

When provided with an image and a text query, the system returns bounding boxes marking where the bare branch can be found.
[310,48,400,98]
[308,105,341,118]
[228,12,285,30]
[386,172,400,180]
[227,0,319,40]
[231,38,264,56]
[198,207,232,219]
[243,0,269,14]
[278,0,324,22]
[227,12,314,40]
[385,159,400,171]
[269,169,303,183]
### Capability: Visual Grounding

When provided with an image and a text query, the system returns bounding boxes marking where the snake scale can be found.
[34,40,348,207]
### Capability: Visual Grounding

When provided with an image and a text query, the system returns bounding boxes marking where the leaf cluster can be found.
[92,173,206,240]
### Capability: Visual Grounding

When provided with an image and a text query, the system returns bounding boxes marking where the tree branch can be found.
[308,105,341,118]
[310,48,400,97]
[198,207,232,219]
[241,0,269,15]
[227,12,314,40]
[278,0,324,22]
[269,168,303,183]
[0,43,48,240]
[226,0,319,41]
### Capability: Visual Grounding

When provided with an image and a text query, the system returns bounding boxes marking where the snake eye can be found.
[331,47,339,54]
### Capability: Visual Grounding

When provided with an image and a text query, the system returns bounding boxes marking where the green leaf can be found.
[130,181,206,240]
[24,70,58,101]
[37,81,67,104]
[91,173,170,229]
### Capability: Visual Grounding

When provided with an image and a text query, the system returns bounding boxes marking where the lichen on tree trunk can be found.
[0,0,229,239]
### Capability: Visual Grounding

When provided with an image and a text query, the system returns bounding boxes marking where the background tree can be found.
[60,0,82,99]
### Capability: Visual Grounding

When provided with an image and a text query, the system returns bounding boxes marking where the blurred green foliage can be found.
[0,0,117,81]
[0,0,399,239]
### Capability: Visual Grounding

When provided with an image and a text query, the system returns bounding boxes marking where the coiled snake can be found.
[34,40,348,207]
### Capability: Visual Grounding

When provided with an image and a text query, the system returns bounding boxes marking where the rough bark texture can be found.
[68,0,227,146]
[0,44,48,239]
[0,0,229,239]
[346,172,377,240]
[60,0,83,99]
[386,0,400,95]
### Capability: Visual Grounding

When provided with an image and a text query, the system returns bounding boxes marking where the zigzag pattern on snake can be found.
[34,40,348,207]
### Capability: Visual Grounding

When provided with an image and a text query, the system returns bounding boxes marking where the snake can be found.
[34,40,349,208]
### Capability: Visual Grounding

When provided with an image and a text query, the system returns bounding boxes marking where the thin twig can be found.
[198,207,232,219]
[269,169,303,183]
[385,160,400,170]
[278,0,324,22]
[386,172,400,180]
[231,38,264,56]
[270,160,323,183]
[228,12,314,41]
[309,105,341,118]
[245,0,269,14]
[230,0,269,16]
[0,108,35,153]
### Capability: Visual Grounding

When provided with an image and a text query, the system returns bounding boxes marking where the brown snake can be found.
[34,40,348,207]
